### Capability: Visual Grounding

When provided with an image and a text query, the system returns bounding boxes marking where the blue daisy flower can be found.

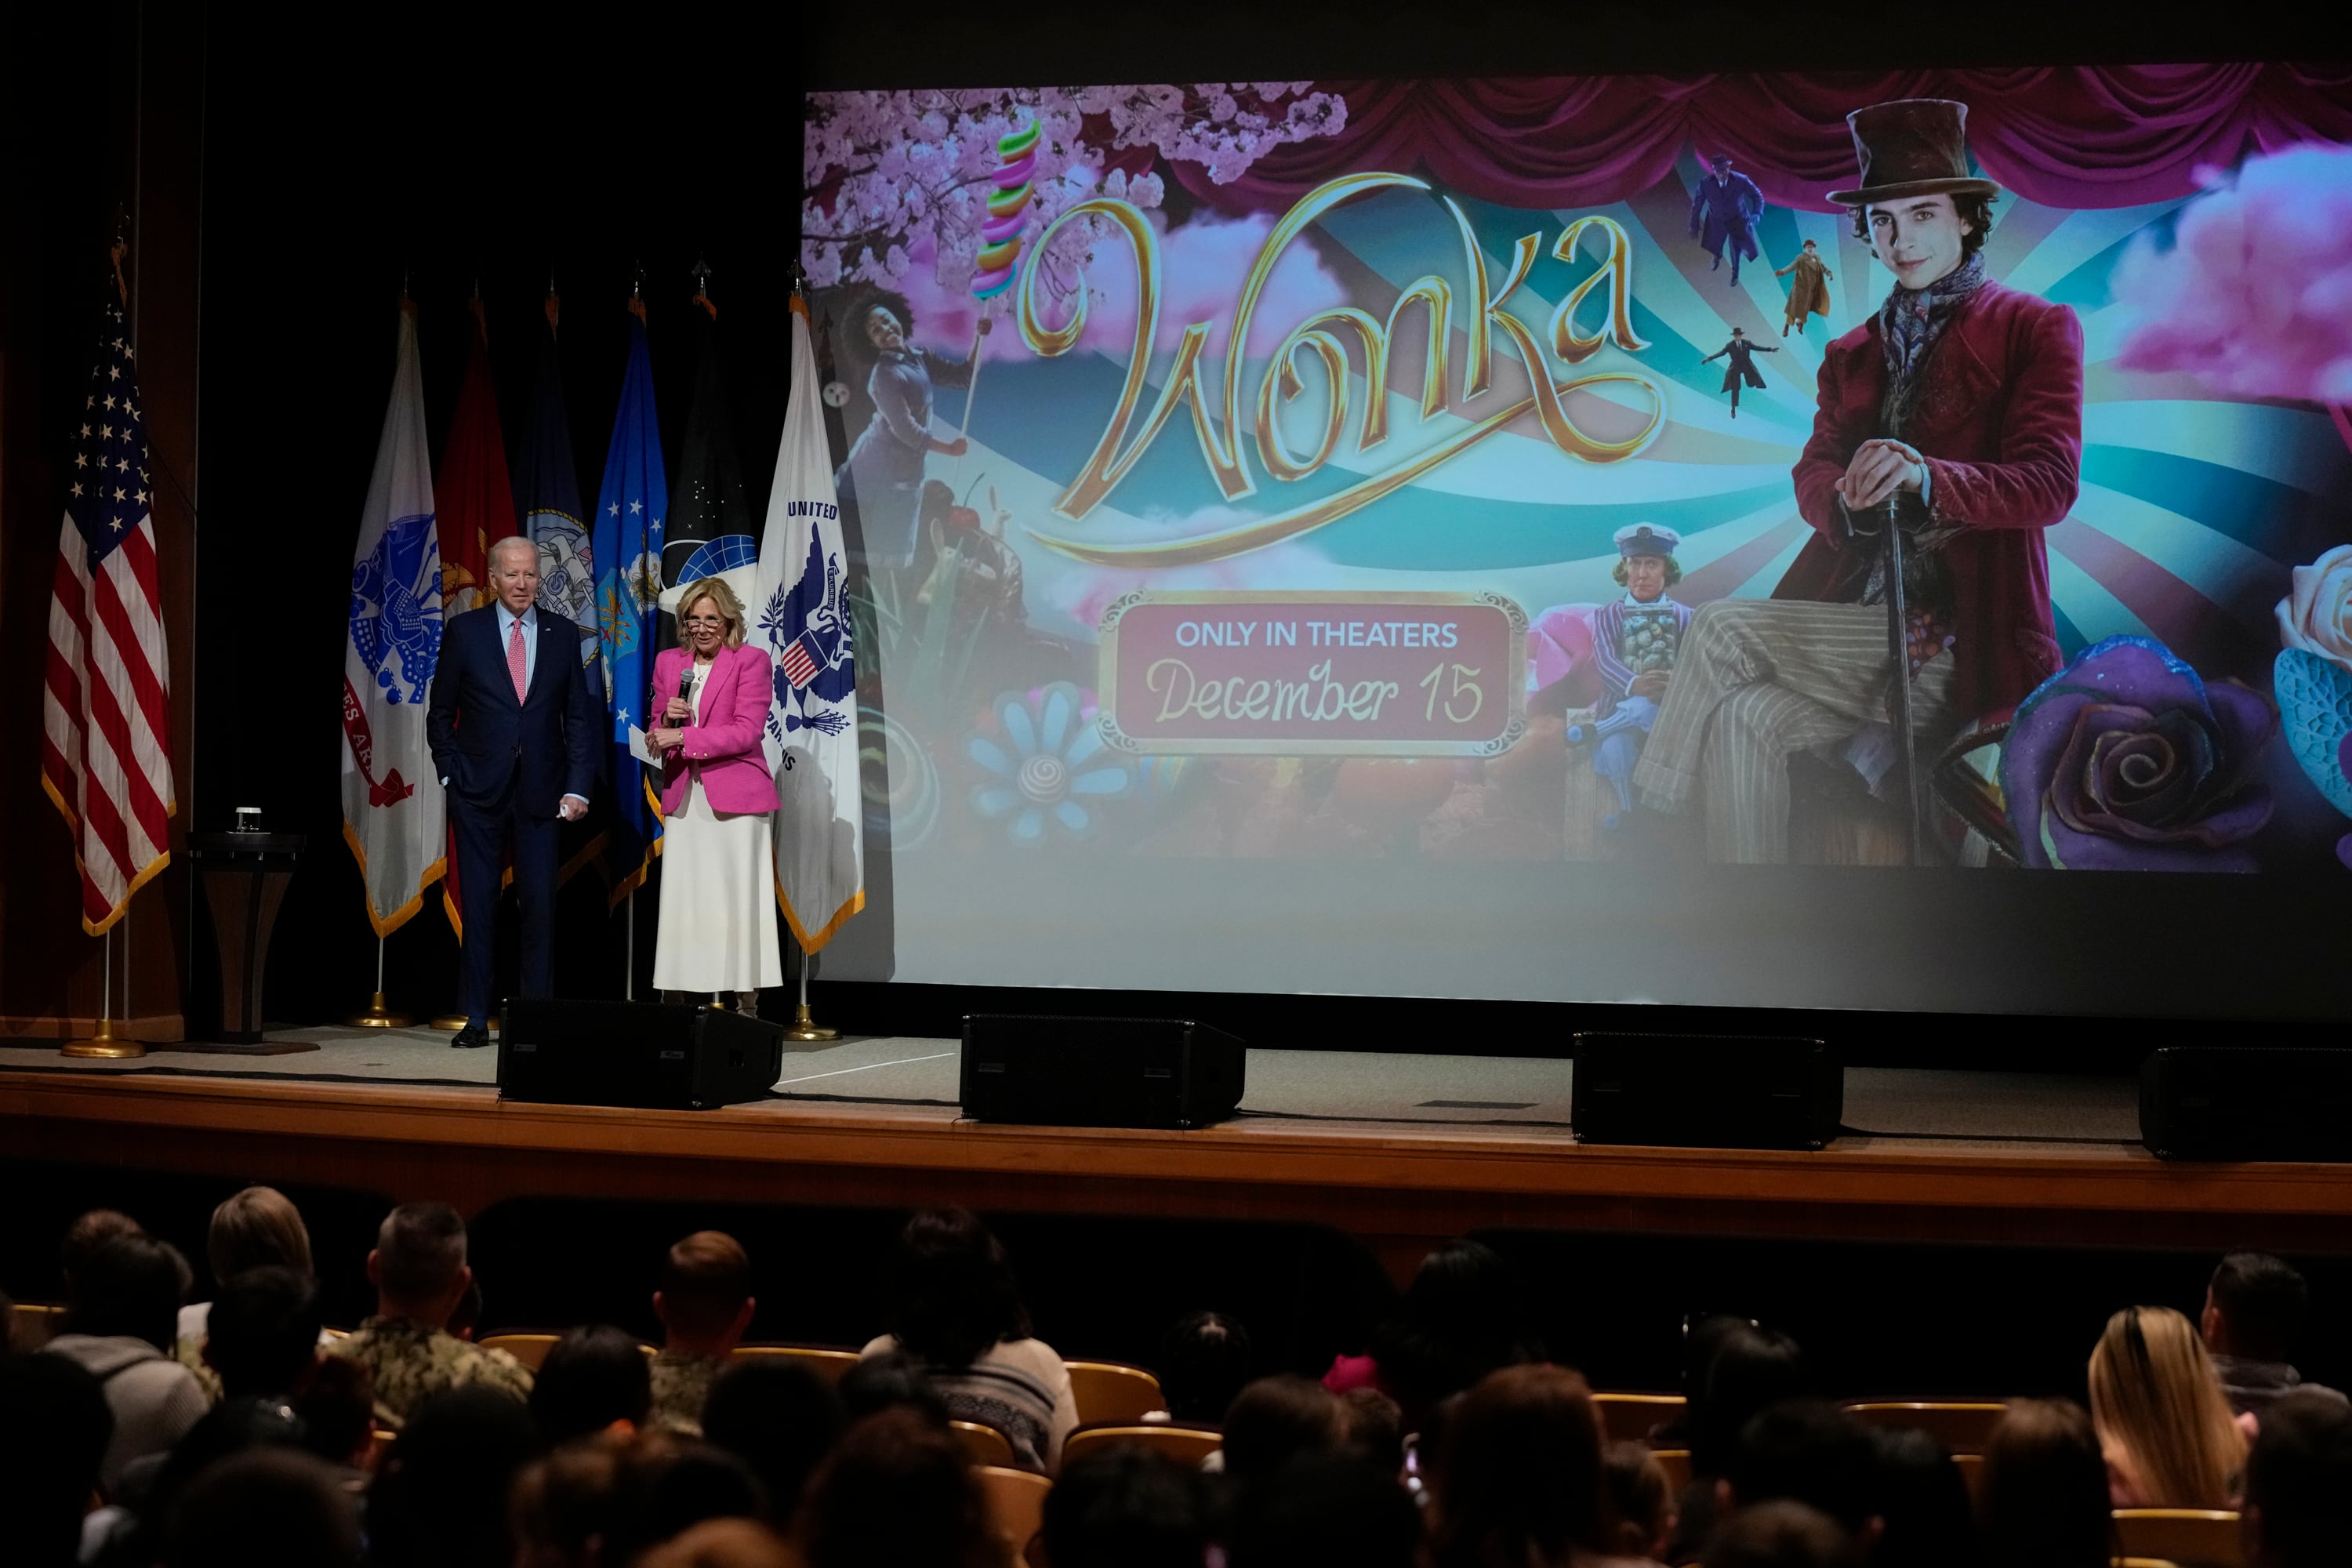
[967,682,1132,846]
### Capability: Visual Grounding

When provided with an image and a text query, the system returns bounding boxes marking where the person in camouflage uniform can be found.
[648,1230,757,1435]
[325,1202,532,1427]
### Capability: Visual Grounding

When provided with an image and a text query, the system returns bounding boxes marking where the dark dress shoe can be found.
[449,1024,492,1051]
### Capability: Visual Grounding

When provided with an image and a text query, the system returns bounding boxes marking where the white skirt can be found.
[652,777,784,993]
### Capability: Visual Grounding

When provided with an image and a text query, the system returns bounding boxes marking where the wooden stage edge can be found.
[6,1070,2352,1276]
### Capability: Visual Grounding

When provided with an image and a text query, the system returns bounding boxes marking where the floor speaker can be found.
[499,999,783,1110]
[960,1014,1246,1129]
[1572,1032,1841,1151]
[2141,1046,2352,1161]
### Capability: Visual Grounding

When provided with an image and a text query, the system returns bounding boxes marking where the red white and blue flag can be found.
[41,298,175,935]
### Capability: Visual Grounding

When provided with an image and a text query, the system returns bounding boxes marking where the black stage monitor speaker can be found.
[960,1014,1246,1130]
[499,999,784,1111]
[2141,1046,2352,1161]
[1572,1033,1841,1151]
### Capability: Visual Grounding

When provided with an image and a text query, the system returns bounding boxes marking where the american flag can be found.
[779,630,821,689]
[41,299,174,935]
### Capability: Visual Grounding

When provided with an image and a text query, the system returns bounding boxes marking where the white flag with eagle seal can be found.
[755,297,863,952]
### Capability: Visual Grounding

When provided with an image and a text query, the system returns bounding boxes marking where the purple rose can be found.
[2000,636,2276,871]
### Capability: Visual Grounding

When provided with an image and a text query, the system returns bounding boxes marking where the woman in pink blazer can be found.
[647,579,783,1008]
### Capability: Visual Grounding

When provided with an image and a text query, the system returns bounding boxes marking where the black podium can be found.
[191,832,304,1044]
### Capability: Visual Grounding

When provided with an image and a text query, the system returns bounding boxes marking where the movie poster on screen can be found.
[798,74,2352,877]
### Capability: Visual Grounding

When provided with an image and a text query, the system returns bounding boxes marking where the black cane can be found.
[1882,506,1922,866]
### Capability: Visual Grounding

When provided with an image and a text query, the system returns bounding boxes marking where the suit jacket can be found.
[426,606,602,815]
[652,643,779,817]
[1778,279,2083,718]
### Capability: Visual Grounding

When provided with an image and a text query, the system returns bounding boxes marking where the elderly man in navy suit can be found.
[426,535,603,1048]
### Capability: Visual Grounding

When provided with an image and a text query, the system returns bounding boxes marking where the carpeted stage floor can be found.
[0,1027,2144,1151]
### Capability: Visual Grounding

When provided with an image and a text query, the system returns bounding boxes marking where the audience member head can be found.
[205,1185,314,1287]
[370,1385,541,1568]
[533,1324,655,1446]
[137,1394,311,1559]
[1425,1363,1606,1568]
[837,1350,951,1427]
[296,1354,377,1472]
[888,1207,1031,1370]
[795,1407,994,1568]
[2088,1304,2246,1508]
[203,1265,324,1399]
[1701,1500,1861,1568]
[1870,1426,1977,1568]
[1040,1443,1210,1568]
[1158,1308,1253,1423]
[641,1519,796,1568]
[1368,1239,1544,1415]
[448,1276,485,1342]
[1690,1322,1809,1479]
[0,1352,112,1566]
[1338,1385,1406,1473]
[1727,1400,1882,1543]
[1602,1439,1677,1561]
[1227,1450,1421,1568]
[2205,1252,2310,1365]
[162,1449,362,1568]
[612,1433,767,1562]
[2244,1387,2352,1568]
[60,1207,142,1295]
[368,1201,472,1326]
[702,1357,846,1526]
[1976,1399,2113,1568]
[1682,1313,1755,1400]
[1221,1374,1347,1491]
[62,1231,191,1349]
[511,1432,628,1568]
[658,1231,757,1356]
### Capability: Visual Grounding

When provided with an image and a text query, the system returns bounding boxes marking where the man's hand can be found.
[1838,438,1926,512]
[557,794,588,822]
[1628,670,1671,702]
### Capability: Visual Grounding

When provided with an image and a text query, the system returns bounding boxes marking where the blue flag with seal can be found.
[590,303,666,902]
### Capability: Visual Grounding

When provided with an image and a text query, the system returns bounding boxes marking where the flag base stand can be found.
[428,1012,485,1033]
[348,991,411,1029]
[62,1017,144,1059]
[782,1003,837,1044]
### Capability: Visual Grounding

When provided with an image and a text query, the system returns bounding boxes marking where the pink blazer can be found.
[652,643,780,817]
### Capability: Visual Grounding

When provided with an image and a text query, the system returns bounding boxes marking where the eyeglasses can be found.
[682,615,727,627]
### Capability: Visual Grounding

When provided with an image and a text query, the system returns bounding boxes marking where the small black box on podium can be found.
[498,999,784,1111]
[960,1014,1247,1130]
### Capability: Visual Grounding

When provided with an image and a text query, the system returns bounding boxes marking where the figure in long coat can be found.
[1689,154,1764,285]
[1700,328,1777,417]
[1776,238,1836,335]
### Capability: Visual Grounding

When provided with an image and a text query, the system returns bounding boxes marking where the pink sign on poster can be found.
[1098,590,1528,756]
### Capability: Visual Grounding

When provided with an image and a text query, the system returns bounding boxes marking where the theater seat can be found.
[1065,1360,1167,1425]
[2111,1508,2244,1568]
[1652,1450,1692,1493]
[1841,1401,2009,1453]
[1062,1423,1222,1469]
[10,1301,64,1350]
[977,1465,1051,1563]
[477,1332,561,1370]
[953,1419,1018,1469]
[730,1344,861,1381]
[1592,1391,1684,1443]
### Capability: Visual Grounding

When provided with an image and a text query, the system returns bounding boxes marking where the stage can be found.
[5,1031,2350,1279]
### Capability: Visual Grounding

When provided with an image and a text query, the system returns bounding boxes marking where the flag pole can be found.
[349,934,409,1027]
[782,932,837,1044]
[63,926,143,1058]
[625,890,637,1000]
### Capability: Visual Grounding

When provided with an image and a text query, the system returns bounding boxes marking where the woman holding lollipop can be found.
[829,285,971,571]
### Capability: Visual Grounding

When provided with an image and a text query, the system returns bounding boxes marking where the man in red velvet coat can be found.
[1632,99,2082,862]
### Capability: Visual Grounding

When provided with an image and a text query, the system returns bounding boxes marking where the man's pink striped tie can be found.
[507,617,528,703]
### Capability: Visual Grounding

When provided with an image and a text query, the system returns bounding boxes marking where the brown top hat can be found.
[1827,98,2000,206]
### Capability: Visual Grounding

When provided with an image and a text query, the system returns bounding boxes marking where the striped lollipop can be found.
[971,113,1038,302]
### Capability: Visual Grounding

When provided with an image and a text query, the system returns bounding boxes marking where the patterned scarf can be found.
[1878,251,1988,437]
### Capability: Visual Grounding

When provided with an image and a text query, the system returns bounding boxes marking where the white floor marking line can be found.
[776,1051,956,1087]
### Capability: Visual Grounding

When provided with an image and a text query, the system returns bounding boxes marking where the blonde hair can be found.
[2088,1305,2245,1508]
[208,1185,313,1283]
[676,578,748,649]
